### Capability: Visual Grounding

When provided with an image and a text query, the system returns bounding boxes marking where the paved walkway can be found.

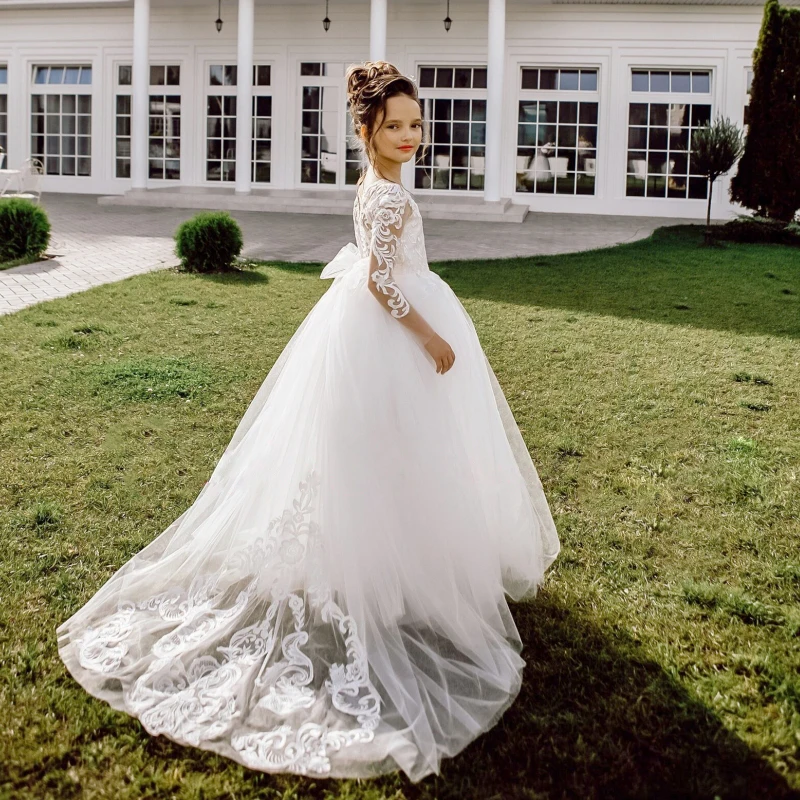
[0,193,700,316]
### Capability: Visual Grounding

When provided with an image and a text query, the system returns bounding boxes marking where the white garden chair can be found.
[11,158,44,204]
[548,157,569,179]
[469,155,485,189]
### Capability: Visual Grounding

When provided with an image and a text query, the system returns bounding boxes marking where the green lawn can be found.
[1,225,798,799]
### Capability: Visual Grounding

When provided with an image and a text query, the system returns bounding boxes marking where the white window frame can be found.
[297,61,355,190]
[625,67,713,201]
[515,66,600,198]
[203,62,273,186]
[30,64,93,177]
[415,64,488,194]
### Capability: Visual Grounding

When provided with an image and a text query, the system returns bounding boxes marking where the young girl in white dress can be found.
[57,61,560,783]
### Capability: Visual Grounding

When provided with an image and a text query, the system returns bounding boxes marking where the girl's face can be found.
[361,93,423,166]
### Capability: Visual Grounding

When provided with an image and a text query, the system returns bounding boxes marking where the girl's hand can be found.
[424,333,456,375]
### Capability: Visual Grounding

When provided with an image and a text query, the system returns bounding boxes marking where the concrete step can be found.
[98,189,529,223]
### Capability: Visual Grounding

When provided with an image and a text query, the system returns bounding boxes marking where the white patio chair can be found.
[469,155,485,189]
[433,154,450,188]
[548,157,569,179]
[320,150,337,175]
[9,158,44,204]
[629,159,648,182]
[0,152,5,169]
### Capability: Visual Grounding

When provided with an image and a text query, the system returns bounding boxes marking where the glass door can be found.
[299,62,360,188]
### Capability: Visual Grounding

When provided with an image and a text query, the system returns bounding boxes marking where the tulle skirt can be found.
[56,252,560,782]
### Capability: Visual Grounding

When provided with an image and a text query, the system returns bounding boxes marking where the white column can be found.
[485,0,505,202]
[235,0,255,194]
[370,0,387,62]
[131,0,150,191]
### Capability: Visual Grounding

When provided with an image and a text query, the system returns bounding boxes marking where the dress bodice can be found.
[353,179,431,277]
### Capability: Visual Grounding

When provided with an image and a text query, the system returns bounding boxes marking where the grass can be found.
[0,224,798,799]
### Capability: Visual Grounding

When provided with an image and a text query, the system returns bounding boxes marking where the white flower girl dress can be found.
[57,169,560,783]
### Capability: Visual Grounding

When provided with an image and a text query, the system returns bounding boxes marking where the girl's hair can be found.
[345,61,427,183]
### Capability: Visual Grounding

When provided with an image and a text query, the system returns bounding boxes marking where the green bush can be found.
[174,211,244,273]
[710,215,800,246]
[729,0,800,221]
[0,198,51,262]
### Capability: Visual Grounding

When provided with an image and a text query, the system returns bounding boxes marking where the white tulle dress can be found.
[57,171,560,783]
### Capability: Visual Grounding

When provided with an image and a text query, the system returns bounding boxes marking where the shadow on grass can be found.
[438,226,800,341]
[411,593,798,800]
[192,268,269,285]
[265,225,800,341]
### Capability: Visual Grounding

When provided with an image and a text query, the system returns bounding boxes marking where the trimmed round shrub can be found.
[174,211,244,273]
[0,198,51,262]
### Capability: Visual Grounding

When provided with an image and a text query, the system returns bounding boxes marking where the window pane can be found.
[540,70,558,90]
[210,65,223,86]
[671,71,690,93]
[167,65,180,85]
[472,68,487,89]
[49,67,64,84]
[119,65,132,86]
[224,65,237,86]
[579,70,597,91]
[651,72,669,92]
[521,68,538,90]
[419,67,435,88]
[64,67,80,84]
[454,67,471,88]
[559,70,579,91]
[631,71,648,92]
[255,65,271,86]
[256,96,272,116]
[692,72,710,93]
[150,65,165,85]
[79,67,92,85]
[435,68,453,88]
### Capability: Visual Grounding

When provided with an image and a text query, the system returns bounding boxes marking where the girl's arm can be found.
[364,182,456,374]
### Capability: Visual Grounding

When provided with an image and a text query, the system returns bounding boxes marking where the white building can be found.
[0,0,787,220]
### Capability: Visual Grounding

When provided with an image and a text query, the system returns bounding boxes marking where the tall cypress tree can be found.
[729,0,800,222]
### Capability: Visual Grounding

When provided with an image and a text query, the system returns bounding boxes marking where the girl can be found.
[57,61,560,783]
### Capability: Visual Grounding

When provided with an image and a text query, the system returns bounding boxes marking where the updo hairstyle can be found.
[345,61,427,182]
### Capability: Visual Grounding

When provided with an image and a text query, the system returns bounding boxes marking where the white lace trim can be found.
[73,472,382,776]
[361,182,412,319]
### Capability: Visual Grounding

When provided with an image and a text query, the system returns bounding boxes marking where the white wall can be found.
[0,0,765,218]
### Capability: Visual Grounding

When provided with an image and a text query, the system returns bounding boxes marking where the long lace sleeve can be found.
[364,183,413,320]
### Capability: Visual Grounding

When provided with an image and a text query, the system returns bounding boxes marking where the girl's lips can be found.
[398,146,414,150]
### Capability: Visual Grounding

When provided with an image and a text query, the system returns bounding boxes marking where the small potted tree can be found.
[690,114,744,245]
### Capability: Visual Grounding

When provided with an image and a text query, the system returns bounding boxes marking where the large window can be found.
[626,68,711,199]
[114,64,180,180]
[300,62,343,185]
[206,64,272,183]
[0,65,7,161]
[415,65,487,191]
[31,65,92,176]
[516,67,599,196]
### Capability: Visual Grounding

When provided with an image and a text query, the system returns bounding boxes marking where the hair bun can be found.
[346,61,403,107]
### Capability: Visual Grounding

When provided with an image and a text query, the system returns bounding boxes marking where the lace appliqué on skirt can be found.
[73,472,382,776]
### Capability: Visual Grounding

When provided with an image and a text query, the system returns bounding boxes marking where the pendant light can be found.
[443,0,452,32]
[215,0,223,32]
[323,0,331,31]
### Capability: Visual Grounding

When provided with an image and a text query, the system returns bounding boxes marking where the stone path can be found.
[0,193,700,316]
